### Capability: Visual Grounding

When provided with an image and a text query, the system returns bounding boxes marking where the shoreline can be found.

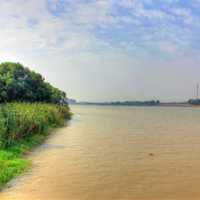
[70,103,199,108]
[0,103,71,189]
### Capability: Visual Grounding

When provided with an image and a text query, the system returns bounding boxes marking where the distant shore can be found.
[159,103,194,107]
[68,98,200,107]
[69,102,200,108]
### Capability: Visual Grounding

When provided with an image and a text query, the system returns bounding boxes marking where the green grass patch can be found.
[0,150,28,188]
[0,103,71,188]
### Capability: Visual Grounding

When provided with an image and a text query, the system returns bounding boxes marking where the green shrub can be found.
[0,102,71,188]
[0,103,71,148]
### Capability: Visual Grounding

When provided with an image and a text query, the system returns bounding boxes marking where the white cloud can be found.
[0,0,200,100]
[0,0,198,57]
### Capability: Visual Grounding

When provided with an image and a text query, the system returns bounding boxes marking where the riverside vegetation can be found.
[0,62,71,188]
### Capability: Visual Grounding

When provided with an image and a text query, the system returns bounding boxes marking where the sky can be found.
[1,0,200,102]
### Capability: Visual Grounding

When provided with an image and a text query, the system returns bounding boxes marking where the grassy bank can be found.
[0,103,71,188]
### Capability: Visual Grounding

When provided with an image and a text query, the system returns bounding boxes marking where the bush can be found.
[0,62,67,104]
[0,102,71,188]
[0,103,71,148]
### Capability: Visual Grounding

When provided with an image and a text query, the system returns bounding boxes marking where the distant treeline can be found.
[188,99,200,105]
[0,62,67,104]
[71,100,160,106]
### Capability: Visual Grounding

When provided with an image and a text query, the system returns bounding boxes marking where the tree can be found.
[0,62,67,104]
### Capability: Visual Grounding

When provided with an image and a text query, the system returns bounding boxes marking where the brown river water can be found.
[1,105,200,200]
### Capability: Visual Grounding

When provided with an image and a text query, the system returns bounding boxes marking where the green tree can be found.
[0,62,67,104]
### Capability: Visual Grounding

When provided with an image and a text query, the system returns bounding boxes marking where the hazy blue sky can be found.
[1,0,200,102]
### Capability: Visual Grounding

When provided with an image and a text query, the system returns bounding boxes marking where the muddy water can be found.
[1,105,200,200]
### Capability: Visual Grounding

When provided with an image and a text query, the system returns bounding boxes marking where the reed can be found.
[0,103,71,188]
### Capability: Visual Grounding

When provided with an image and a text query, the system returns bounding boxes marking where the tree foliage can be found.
[0,62,66,103]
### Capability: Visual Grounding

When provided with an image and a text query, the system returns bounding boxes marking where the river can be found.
[1,105,200,200]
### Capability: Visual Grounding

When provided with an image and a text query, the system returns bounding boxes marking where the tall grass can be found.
[0,103,71,188]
